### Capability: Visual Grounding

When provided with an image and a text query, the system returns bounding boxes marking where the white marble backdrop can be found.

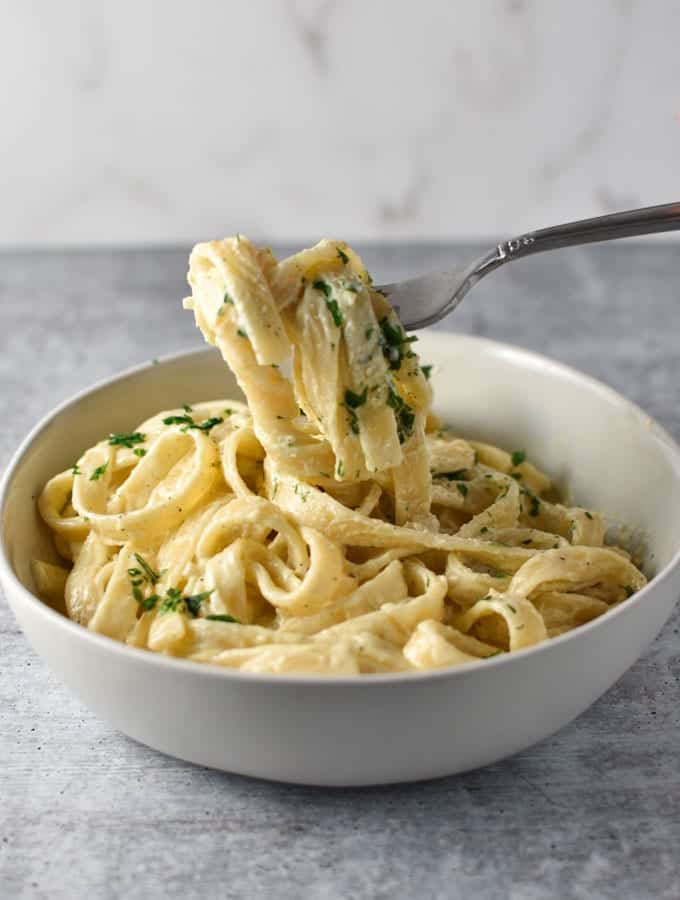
[1,0,679,245]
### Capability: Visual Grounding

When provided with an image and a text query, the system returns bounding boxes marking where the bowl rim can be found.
[2,333,680,686]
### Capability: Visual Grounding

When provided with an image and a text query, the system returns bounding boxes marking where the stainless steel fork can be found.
[377,202,680,330]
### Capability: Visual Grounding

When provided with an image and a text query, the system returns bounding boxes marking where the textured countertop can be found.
[1,244,678,900]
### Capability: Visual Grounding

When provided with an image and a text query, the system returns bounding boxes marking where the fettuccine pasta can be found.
[34,237,646,675]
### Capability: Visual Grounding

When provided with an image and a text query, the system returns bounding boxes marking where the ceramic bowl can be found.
[2,334,679,786]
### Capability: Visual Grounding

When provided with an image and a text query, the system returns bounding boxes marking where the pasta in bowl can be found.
[0,290,680,785]
[33,238,647,675]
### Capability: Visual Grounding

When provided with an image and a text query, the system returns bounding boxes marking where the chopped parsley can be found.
[159,587,184,613]
[184,590,214,617]
[521,487,541,517]
[480,526,488,534]
[420,364,432,380]
[236,328,248,339]
[337,247,349,264]
[585,511,594,520]
[313,278,343,325]
[511,450,526,467]
[134,553,160,585]
[223,291,234,305]
[345,387,368,409]
[387,384,416,444]
[365,327,374,340]
[379,318,418,371]
[133,448,147,458]
[162,413,223,433]
[140,594,159,611]
[108,432,145,449]
[326,298,343,327]
[71,463,81,476]
[336,459,345,478]
[313,279,331,297]
[490,570,507,579]
[457,483,468,497]
[128,555,161,610]
[183,404,193,413]
[506,603,517,613]
[206,613,241,624]
[624,584,634,598]
[89,463,107,481]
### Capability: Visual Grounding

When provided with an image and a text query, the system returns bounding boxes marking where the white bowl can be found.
[2,334,679,786]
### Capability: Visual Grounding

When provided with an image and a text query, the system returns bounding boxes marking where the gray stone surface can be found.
[1,243,678,900]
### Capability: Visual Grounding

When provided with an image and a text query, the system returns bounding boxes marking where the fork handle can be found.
[500,202,680,260]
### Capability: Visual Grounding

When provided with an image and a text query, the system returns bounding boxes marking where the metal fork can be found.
[378,202,680,330]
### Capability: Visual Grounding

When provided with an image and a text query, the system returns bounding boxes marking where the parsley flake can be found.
[108,432,145,449]
[344,387,368,409]
[386,384,415,444]
[162,413,223,433]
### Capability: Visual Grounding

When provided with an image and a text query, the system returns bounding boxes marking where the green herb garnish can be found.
[108,432,145,449]
[140,594,159,611]
[336,459,345,478]
[313,279,331,297]
[236,328,248,339]
[205,614,241,624]
[159,586,184,613]
[365,327,374,340]
[184,590,213,617]
[134,553,160,585]
[162,413,223,433]
[379,318,418,371]
[386,384,415,444]
[511,450,526,467]
[521,487,541,517]
[326,298,343,327]
[585,511,593,520]
[457,483,468,497]
[624,584,634,598]
[337,247,349,264]
[344,387,368,409]
[89,463,107,481]
[421,364,432,380]
[133,448,146,458]
[344,387,367,434]
[71,464,81,476]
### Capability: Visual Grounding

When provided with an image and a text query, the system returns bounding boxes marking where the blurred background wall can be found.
[1,0,678,246]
